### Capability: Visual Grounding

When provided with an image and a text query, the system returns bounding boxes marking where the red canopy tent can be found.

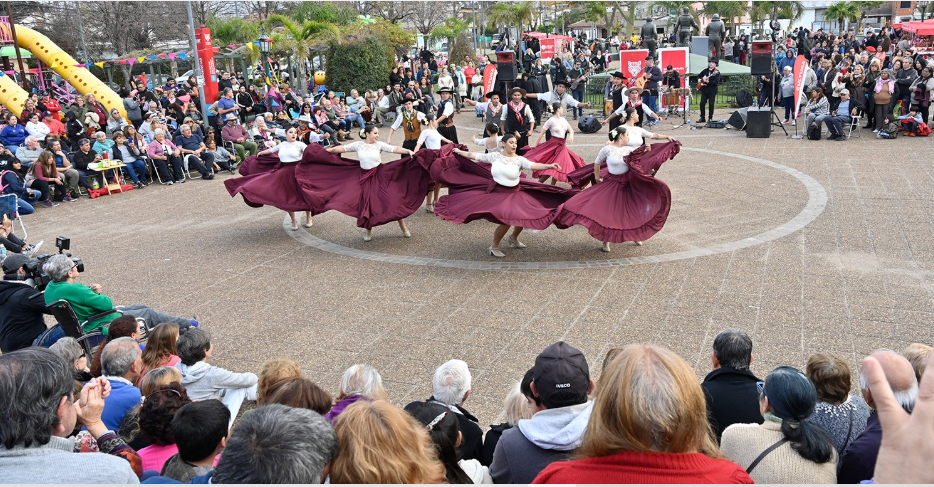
[900,21,934,35]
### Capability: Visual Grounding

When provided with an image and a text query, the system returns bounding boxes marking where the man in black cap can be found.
[696,58,721,123]
[435,88,458,144]
[463,91,506,132]
[641,56,664,115]
[0,253,56,352]
[489,341,594,484]
[606,71,628,131]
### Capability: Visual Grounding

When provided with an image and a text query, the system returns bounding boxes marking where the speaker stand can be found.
[770,108,789,136]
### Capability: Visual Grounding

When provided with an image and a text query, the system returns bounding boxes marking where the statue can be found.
[676,7,699,48]
[705,13,726,59]
[640,16,659,59]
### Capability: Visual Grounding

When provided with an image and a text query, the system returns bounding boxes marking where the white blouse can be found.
[416,128,445,150]
[268,141,307,162]
[623,125,654,147]
[541,117,571,138]
[344,141,397,170]
[596,145,636,175]
[475,151,532,187]
[473,136,503,153]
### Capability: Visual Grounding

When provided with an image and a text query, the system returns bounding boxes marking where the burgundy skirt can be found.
[237,153,281,177]
[566,141,680,190]
[224,155,311,212]
[523,137,586,182]
[430,145,578,230]
[554,142,681,243]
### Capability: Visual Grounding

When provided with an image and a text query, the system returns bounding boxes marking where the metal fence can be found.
[582,74,757,111]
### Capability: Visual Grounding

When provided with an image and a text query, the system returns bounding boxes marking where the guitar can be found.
[634,71,649,89]
[696,76,708,90]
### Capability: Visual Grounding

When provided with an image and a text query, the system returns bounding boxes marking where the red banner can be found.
[792,55,807,119]
[483,64,497,98]
[540,38,556,62]
[195,26,219,104]
[618,49,648,87]
[658,48,688,76]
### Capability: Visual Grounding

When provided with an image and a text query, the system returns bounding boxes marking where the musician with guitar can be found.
[569,61,587,119]
[641,56,664,115]
[696,58,722,124]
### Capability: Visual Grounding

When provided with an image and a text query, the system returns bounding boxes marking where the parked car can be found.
[174,70,205,86]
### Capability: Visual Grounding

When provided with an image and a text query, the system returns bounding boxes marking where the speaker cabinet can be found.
[750,41,773,76]
[745,106,771,138]
[729,108,748,130]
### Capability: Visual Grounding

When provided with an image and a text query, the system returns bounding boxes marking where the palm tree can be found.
[486,2,536,48]
[429,17,470,53]
[207,17,261,72]
[704,1,749,36]
[749,1,804,37]
[824,2,861,35]
[651,1,698,31]
[265,14,339,96]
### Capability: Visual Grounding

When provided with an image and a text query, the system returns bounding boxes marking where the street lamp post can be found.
[258,26,272,84]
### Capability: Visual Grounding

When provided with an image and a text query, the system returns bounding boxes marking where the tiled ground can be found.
[19,106,934,428]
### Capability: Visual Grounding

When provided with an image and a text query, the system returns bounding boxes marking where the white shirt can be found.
[344,141,396,170]
[476,102,507,121]
[268,140,307,162]
[377,96,391,109]
[596,145,636,175]
[614,101,656,120]
[541,117,571,138]
[475,151,532,187]
[622,125,653,147]
[472,135,503,153]
[26,121,50,139]
[391,110,428,131]
[439,100,455,119]
[534,91,581,107]
[416,128,445,150]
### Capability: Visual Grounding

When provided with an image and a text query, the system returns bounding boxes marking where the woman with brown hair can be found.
[89,315,141,377]
[138,323,181,384]
[257,356,303,403]
[260,377,333,416]
[331,400,446,484]
[804,353,871,455]
[24,150,63,206]
[533,344,752,484]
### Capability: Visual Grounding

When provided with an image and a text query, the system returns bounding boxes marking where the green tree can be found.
[824,2,862,35]
[430,17,470,53]
[206,17,262,72]
[486,2,536,47]
[266,14,339,96]
[704,1,749,36]
[326,34,395,94]
[577,1,616,37]
[292,1,356,25]
[651,1,698,31]
[749,1,804,36]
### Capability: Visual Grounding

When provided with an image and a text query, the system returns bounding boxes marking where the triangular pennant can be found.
[158,54,167,58]
[94,62,105,68]
[168,53,176,60]
[117,59,127,65]
[75,64,84,68]
[148,55,157,60]
[138,57,146,63]
[178,52,186,60]
[128,58,135,67]
[85,63,93,67]
[228,44,237,49]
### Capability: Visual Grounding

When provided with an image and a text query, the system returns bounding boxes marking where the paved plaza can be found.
[23,110,934,425]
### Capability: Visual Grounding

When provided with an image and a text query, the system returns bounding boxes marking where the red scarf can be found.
[509,100,526,125]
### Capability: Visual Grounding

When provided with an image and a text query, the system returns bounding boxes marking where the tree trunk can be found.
[119,63,132,90]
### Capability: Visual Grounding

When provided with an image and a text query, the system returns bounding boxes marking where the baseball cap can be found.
[533,341,590,405]
[840,88,850,95]
[1,253,32,274]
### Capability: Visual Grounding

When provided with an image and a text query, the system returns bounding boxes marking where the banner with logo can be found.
[540,38,556,62]
[483,64,497,98]
[792,55,807,118]
[618,49,649,88]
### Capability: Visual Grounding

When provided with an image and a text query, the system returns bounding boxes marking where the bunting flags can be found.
[178,52,186,60]
[78,42,248,69]
[168,53,176,60]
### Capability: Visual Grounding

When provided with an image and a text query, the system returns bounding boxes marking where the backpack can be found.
[807,122,821,140]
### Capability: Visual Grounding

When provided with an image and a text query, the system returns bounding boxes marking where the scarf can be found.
[509,100,526,125]
[403,110,418,132]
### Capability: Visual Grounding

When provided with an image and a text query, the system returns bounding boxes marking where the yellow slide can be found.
[0,24,125,119]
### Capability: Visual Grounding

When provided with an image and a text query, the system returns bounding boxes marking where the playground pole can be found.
[5,2,28,91]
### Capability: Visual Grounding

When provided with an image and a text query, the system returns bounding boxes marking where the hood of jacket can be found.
[0,279,33,307]
[517,401,593,451]
[176,361,210,382]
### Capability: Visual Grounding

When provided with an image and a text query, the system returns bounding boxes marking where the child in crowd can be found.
[159,400,230,482]
[898,106,931,136]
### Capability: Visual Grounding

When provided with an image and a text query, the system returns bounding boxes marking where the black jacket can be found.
[0,279,49,353]
[481,422,513,467]
[405,397,486,465]
[700,366,763,442]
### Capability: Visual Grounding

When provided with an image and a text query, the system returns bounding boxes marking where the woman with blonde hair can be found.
[481,380,532,466]
[331,400,446,484]
[140,366,183,397]
[325,363,386,423]
[257,356,303,403]
[138,323,181,384]
[533,344,752,483]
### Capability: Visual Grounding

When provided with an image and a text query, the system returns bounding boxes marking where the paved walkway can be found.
[21,109,934,424]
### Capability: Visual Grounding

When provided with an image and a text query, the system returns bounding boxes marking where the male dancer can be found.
[504,88,535,153]
[697,58,721,124]
[435,88,458,144]
[387,98,428,151]
[525,80,592,118]
[607,71,628,131]
[462,90,506,132]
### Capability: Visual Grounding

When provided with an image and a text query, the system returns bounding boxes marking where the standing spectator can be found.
[158,400,230,483]
[804,353,871,455]
[780,66,795,123]
[737,34,748,64]
[909,65,934,124]
[99,337,144,431]
[217,71,233,94]
[701,328,763,442]
[723,37,735,63]
[235,85,255,124]
[122,89,143,129]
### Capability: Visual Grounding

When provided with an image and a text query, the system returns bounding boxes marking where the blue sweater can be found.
[1,170,29,198]
[0,124,26,146]
[100,379,141,431]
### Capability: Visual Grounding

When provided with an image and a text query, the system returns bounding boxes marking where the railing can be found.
[582,74,758,111]
[0,17,12,44]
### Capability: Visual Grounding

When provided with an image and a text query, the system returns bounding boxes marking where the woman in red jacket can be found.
[533,344,754,484]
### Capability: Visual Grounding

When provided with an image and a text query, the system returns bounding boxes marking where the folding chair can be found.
[846,109,864,139]
[37,299,150,357]
[0,193,26,239]
[222,140,241,169]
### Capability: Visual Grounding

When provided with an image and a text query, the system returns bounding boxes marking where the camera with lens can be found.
[22,236,83,291]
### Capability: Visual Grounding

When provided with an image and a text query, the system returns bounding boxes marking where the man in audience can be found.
[159,400,230,482]
[0,253,55,352]
[215,88,238,127]
[221,114,258,161]
[490,341,594,483]
[71,138,105,189]
[15,136,42,168]
[838,349,918,483]
[405,359,484,463]
[217,72,233,94]
[700,328,763,441]
[49,139,79,199]
[99,337,144,430]
[176,328,257,426]
[175,124,219,178]
[0,348,138,483]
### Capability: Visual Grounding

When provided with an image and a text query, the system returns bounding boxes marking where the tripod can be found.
[768,39,789,136]
[671,75,698,129]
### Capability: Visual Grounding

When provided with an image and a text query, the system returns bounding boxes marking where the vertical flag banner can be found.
[792,55,807,119]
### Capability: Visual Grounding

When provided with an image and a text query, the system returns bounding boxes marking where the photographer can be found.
[42,254,197,336]
[0,254,57,352]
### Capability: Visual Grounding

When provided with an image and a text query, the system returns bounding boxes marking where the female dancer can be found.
[445,134,566,258]
[555,127,680,252]
[526,103,585,184]
[472,122,503,154]
[326,124,416,241]
[413,114,453,213]
[225,127,312,231]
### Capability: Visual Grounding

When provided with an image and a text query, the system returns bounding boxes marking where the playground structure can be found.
[0,17,125,118]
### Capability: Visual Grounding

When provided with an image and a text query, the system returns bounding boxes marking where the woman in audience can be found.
[325,363,387,423]
[88,315,140,377]
[106,108,130,136]
[24,150,62,206]
[236,84,255,124]
[69,95,89,124]
[48,336,92,392]
[804,87,830,127]
[92,131,114,159]
[1,113,25,153]
[257,356,303,403]
[412,401,492,484]
[25,112,50,143]
[721,366,836,483]
[804,353,871,455]
[205,139,237,173]
[902,342,931,382]
[331,400,446,483]
[139,323,182,384]
[138,382,192,473]
[533,344,753,483]
[260,377,333,415]
[481,378,532,466]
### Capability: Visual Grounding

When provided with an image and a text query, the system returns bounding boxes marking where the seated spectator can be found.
[174,124,219,178]
[48,139,78,200]
[215,88,238,126]
[71,138,105,189]
[175,327,257,425]
[331,400,445,483]
[491,341,594,484]
[158,400,230,482]
[49,337,91,384]
[42,253,196,335]
[139,112,158,142]
[111,131,148,189]
[805,353,871,455]
[23,150,60,208]
[824,88,863,140]
[325,363,386,423]
[411,401,493,483]
[838,350,918,483]
[902,343,931,382]
[532,344,753,484]
[260,377,333,415]
[42,112,68,146]
[15,136,43,168]
[99,337,144,431]
[701,328,763,442]
[481,374,532,466]
[257,356,303,403]
[140,366,183,397]
[139,323,182,382]
[0,113,25,152]
[21,98,40,123]
[721,366,836,483]
[92,131,114,159]
[63,111,83,143]
[138,382,191,473]
[405,359,484,463]
[0,158,40,214]
[0,348,139,483]
[172,117,204,140]
[24,112,50,143]
[89,316,140,377]
[220,113,258,161]
[205,139,237,173]
[0,253,53,352]
[147,129,185,185]
[0,220,41,256]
